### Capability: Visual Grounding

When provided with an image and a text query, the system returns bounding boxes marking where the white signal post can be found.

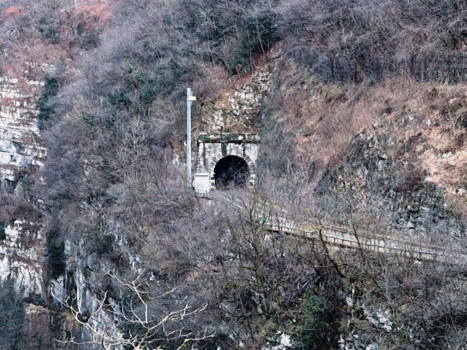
[187,88,196,189]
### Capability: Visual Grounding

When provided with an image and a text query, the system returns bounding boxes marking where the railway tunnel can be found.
[213,155,250,190]
[193,133,259,193]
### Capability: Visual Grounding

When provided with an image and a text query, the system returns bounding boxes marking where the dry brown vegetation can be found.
[267,71,467,190]
[2,0,467,349]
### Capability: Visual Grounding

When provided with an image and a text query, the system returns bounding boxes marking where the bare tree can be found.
[52,274,213,350]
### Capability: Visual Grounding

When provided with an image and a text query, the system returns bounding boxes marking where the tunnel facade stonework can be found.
[193,133,259,193]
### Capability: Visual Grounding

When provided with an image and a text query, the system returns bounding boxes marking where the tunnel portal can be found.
[214,155,250,190]
[193,133,258,193]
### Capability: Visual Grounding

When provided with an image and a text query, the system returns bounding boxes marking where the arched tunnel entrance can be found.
[214,155,250,190]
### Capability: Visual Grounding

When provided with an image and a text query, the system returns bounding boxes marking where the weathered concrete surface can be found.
[194,133,259,193]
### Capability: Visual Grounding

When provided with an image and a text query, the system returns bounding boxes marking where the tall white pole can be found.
[187,88,192,189]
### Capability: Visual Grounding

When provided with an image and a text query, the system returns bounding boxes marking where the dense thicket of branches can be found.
[280,0,467,83]
[2,0,467,348]
[33,0,467,220]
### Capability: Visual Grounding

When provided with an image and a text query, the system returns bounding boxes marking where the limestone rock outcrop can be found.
[0,69,47,182]
[0,66,48,298]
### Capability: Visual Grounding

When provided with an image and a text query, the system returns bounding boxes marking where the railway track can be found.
[198,192,467,264]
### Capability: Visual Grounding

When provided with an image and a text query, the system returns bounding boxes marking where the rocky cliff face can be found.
[198,64,274,134]
[316,94,467,245]
[3,8,467,347]
[0,220,44,297]
[0,61,53,347]
[0,66,48,298]
[0,69,47,183]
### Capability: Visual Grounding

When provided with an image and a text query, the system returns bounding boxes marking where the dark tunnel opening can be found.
[214,155,250,190]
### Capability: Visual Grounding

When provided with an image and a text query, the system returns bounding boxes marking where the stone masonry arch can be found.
[193,133,259,193]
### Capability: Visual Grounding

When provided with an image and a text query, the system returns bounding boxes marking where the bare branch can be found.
[52,275,213,349]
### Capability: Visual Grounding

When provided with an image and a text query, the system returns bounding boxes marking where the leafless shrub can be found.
[52,274,214,350]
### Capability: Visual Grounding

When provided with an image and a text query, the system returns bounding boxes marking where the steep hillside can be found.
[2,0,467,349]
[316,81,467,232]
